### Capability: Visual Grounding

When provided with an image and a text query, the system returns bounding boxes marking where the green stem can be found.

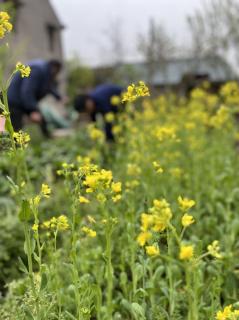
[167,228,175,317]
[185,264,198,320]
[70,195,82,320]
[106,229,113,320]
[1,86,15,148]
[23,222,40,320]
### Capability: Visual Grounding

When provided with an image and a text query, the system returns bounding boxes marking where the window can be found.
[47,24,57,53]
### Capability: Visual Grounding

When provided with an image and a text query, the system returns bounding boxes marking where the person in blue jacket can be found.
[74,84,123,140]
[8,59,62,135]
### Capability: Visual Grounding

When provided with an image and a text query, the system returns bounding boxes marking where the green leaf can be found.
[65,311,77,320]
[40,272,48,291]
[24,238,35,256]
[18,199,31,222]
[131,303,146,320]
[18,257,28,274]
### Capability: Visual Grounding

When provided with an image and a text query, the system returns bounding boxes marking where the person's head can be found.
[74,94,96,114]
[48,59,62,78]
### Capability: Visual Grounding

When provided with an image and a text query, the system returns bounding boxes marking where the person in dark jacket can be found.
[74,84,123,140]
[8,59,62,135]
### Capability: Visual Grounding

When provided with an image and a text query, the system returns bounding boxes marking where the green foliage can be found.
[66,57,95,101]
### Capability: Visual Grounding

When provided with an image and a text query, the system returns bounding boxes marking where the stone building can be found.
[0,0,64,63]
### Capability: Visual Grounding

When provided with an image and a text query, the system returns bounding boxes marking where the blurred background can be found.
[1,0,239,101]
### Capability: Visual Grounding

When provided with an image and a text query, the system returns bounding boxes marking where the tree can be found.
[137,18,175,83]
[99,18,126,66]
[187,0,239,68]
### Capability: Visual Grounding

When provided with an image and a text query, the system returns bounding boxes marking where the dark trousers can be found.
[9,105,24,131]
[9,103,50,137]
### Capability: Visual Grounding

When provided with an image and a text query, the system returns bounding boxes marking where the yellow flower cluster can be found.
[152,161,163,174]
[220,81,239,105]
[79,196,90,204]
[110,95,121,106]
[181,213,195,228]
[111,182,122,202]
[216,304,239,320]
[30,183,51,207]
[13,131,30,148]
[148,199,173,231]
[179,245,194,260]
[178,196,195,212]
[42,215,69,231]
[145,245,160,256]
[81,226,96,238]
[32,224,39,232]
[207,240,222,259]
[209,105,230,129]
[154,125,177,142]
[137,230,152,247]
[137,199,172,249]
[122,81,150,103]
[16,62,31,78]
[105,112,115,123]
[83,167,122,203]
[41,183,51,198]
[84,169,113,193]
[0,11,12,39]
[88,125,105,141]
[190,87,207,100]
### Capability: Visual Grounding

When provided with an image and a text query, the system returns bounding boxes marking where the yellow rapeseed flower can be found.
[13,131,30,148]
[216,305,234,320]
[41,184,51,198]
[32,224,39,232]
[112,194,122,203]
[111,95,120,106]
[178,196,195,211]
[81,226,97,238]
[111,182,122,193]
[87,215,96,224]
[41,215,69,231]
[153,161,163,174]
[112,125,122,135]
[209,105,230,129]
[79,196,90,204]
[179,245,194,260]
[0,11,12,39]
[137,231,152,247]
[122,81,150,103]
[16,62,31,78]
[57,215,69,230]
[146,245,160,256]
[149,199,172,232]
[154,125,176,141]
[141,213,154,231]
[207,240,222,259]
[88,125,104,141]
[181,214,195,228]
[105,112,115,123]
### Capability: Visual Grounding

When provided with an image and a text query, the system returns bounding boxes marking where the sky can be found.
[50,0,203,66]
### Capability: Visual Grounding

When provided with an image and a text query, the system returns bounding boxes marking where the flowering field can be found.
[1,79,239,320]
[2,10,239,320]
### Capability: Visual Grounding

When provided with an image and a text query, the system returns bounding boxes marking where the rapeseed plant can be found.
[1,12,239,318]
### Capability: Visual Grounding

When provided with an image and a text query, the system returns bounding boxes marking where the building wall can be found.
[1,0,64,64]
